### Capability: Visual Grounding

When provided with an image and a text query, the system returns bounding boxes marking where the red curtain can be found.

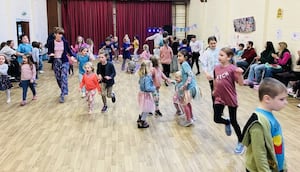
[61,0,113,54]
[116,2,172,53]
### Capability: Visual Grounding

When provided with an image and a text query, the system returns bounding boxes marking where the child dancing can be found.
[79,62,101,114]
[137,61,156,128]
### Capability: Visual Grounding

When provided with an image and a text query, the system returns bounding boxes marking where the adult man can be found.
[236,41,257,71]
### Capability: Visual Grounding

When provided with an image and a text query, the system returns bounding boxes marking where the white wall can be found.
[0,0,48,48]
[187,0,300,54]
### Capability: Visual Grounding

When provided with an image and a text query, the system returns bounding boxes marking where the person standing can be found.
[47,27,75,103]
[189,35,203,75]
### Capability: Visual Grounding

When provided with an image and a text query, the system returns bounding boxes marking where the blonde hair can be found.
[138,60,151,77]
[54,27,64,34]
[84,62,94,72]
[174,71,182,79]
[143,44,149,51]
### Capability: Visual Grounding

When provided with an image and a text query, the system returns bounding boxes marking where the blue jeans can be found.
[248,63,265,83]
[39,55,44,70]
[236,60,249,70]
[264,67,282,78]
[21,80,36,101]
[78,73,86,93]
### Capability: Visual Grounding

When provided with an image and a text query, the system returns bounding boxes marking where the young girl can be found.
[76,47,93,98]
[140,44,151,61]
[79,62,101,114]
[137,61,156,128]
[177,50,199,127]
[200,36,220,107]
[71,35,87,54]
[20,55,37,106]
[133,35,139,61]
[0,55,12,103]
[86,38,95,60]
[172,71,184,117]
[150,56,171,117]
[213,47,244,154]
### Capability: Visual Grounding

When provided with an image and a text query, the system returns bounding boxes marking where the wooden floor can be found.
[0,61,300,172]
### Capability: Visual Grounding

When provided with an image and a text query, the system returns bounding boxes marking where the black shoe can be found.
[196,72,200,75]
[155,110,163,117]
[111,92,116,103]
[165,82,169,87]
[138,121,149,128]
[137,114,142,123]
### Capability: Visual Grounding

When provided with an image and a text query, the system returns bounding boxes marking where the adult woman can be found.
[264,42,291,78]
[245,41,275,85]
[47,27,74,103]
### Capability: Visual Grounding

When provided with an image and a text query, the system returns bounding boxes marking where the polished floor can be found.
[0,61,299,172]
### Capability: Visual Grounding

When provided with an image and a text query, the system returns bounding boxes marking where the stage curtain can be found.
[116,1,172,53]
[61,0,113,54]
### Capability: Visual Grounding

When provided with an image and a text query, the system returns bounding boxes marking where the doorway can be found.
[16,21,30,45]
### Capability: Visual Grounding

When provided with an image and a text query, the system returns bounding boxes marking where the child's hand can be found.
[205,72,213,80]
[98,75,102,81]
[71,56,77,63]
[235,67,244,74]
[78,88,82,92]
[104,76,111,80]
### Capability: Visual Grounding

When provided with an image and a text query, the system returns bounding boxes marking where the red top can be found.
[241,48,257,64]
[80,73,101,92]
[213,64,239,107]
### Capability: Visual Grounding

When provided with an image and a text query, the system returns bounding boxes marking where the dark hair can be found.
[105,37,111,42]
[79,46,87,53]
[134,35,139,40]
[261,41,275,57]
[21,34,28,40]
[150,56,159,67]
[258,78,287,101]
[238,43,245,48]
[32,41,40,48]
[22,55,34,69]
[163,31,168,38]
[220,47,234,58]
[248,41,254,47]
[163,39,169,45]
[178,49,189,59]
[182,39,188,45]
[191,35,196,39]
[6,40,13,46]
[0,42,6,50]
[207,36,217,43]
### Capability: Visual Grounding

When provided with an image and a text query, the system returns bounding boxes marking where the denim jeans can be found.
[78,73,86,93]
[248,63,265,83]
[21,80,36,101]
[264,66,282,78]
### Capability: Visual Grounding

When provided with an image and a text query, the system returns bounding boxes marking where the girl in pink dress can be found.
[137,60,156,128]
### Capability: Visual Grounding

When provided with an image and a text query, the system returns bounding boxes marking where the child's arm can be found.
[94,74,101,93]
[249,123,271,171]
[235,67,244,86]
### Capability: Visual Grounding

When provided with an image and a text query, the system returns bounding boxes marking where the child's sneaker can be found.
[32,96,37,100]
[178,119,193,127]
[101,105,108,112]
[20,101,26,106]
[59,96,65,103]
[297,104,300,108]
[81,92,86,98]
[225,122,232,136]
[111,92,116,103]
[6,97,11,104]
[138,121,149,128]
[155,110,163,117]
[137,114,142,123]
[234,142,245,154]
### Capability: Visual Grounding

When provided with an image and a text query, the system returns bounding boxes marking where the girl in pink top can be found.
[71,36,88,54]
[140,44,151,61]
[79,62,101,114]
[213,47,244,154]
[150,56,171,117]
[20,55,37,106]
[159,39,173,78]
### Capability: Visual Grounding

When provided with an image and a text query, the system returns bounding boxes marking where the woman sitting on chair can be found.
[244,41,275,85]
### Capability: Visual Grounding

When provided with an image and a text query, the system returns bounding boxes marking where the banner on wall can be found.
[172,24,198,32]
[233,16,256,33]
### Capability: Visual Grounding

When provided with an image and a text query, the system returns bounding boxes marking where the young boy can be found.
[97,50,116,112]
[242,78,288,172]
